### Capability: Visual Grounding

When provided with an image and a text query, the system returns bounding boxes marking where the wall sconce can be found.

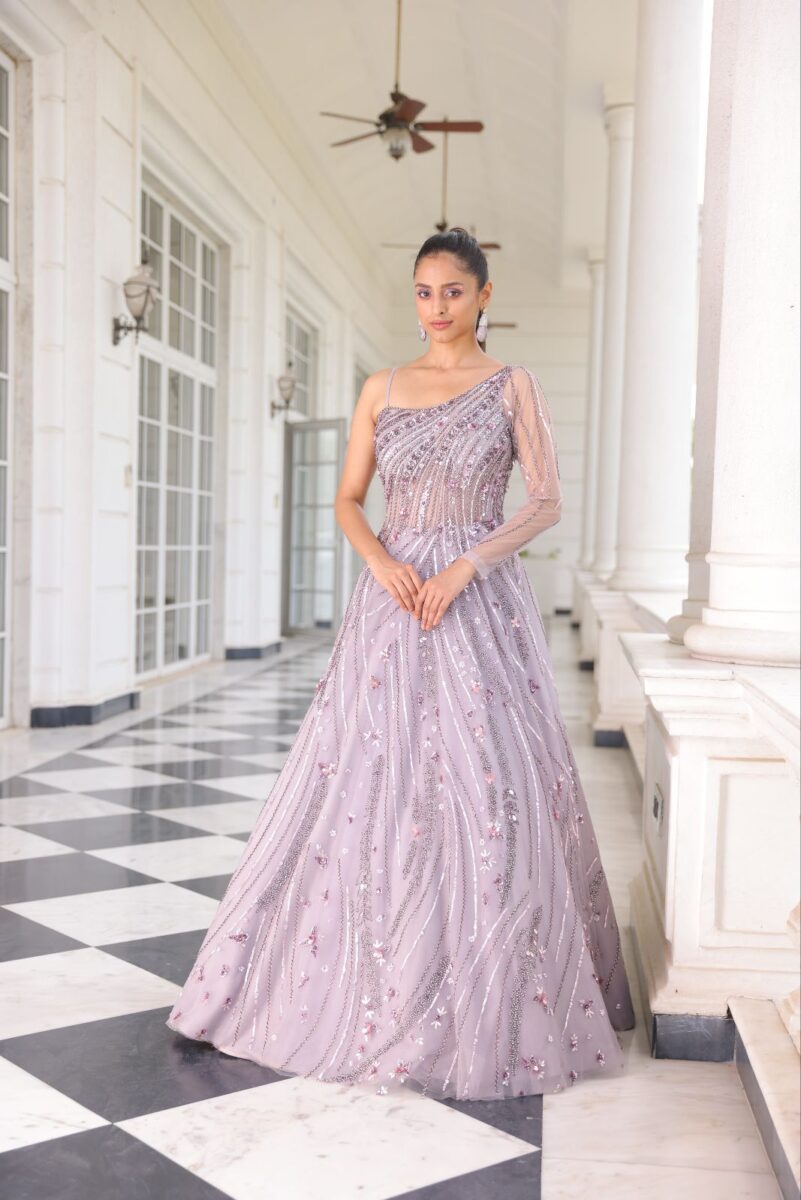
[112,261,160,345]
[271,359,297,418]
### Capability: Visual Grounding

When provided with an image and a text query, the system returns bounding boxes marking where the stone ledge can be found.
[729,995,801,1199]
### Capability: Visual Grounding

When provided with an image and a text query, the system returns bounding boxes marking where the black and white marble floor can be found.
[0,622,782,1199]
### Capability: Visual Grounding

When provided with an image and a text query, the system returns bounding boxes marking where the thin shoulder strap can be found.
[384,365,398,409]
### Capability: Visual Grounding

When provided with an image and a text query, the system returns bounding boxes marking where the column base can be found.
[622,634,800,1082]
[685,619,801,668]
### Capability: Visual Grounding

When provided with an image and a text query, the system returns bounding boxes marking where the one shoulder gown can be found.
[166,362,636,1100]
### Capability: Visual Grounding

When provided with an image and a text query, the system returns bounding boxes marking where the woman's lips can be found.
[431,321,452,328]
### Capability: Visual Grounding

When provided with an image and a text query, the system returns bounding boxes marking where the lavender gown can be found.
[166,363,636,1100]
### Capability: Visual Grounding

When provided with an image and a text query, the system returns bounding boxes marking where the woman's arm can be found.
[458,365,562,579]
[334,371,422,614]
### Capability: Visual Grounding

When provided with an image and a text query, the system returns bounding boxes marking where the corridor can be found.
[0,620,780,1199]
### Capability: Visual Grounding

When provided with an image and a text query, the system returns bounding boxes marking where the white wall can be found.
[2,0,593,723]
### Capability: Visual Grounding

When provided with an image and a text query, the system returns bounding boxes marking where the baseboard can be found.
[593,728,628,748]
[578,660,594,672]
[225,641,283,660]
[31,690,141,728]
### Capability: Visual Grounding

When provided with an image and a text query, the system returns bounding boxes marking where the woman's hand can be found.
[366,552,423,614]
[413,557,477,631]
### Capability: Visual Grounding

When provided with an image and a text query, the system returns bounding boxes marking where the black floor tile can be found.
[0,853,157,904]
[437,1092,542,1145]
[87,782,253,812]
[220,723,297,738]
[0,907,85,962]
[177,875,233,900]
[80,734,153,749]
[16,812,208,851]
[99,928,207,985]
[22,753,109,774]
[149,758,270,782]
[385,1151,541,1200]
[0,1124,233,1200]
[0,775,66,798]
[0,1006,280,1123]
[123,717,193,731]
[180,737,280,757]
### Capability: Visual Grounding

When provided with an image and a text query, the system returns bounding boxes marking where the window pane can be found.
[0,69,8,131]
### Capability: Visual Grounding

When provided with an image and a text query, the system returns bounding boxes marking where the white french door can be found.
[135,186,217,678]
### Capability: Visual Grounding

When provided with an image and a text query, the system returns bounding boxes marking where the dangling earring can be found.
[418,319,427,341]
[476,309,489,342]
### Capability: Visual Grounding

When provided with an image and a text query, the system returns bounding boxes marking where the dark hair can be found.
[413,227,489,332]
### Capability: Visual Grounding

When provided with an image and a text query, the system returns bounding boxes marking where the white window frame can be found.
[135,185,218,682]
[285,305,319,417]
[0,48,16,728]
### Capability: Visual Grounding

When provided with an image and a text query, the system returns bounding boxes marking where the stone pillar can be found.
[590,95,634,579]
[578,251,605,571]
[680,0,800,667]
[608,0,703,593]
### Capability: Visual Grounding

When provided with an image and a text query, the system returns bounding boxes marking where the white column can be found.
[682,0,800,667]
[608,0,703,593]
[590,95,634,579]
[578,250,605,570]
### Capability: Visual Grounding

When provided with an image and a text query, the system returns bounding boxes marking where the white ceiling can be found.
[219,0,636,301]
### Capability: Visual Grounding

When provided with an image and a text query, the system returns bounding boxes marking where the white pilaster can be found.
[578,250,605,571]
[590,95,634,580]
[608,0,703,593]
[680,0,801,667]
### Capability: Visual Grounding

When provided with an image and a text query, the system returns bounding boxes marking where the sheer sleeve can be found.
[459,365,562,579]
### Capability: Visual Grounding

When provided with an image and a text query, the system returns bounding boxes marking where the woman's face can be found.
[413,253,488,341]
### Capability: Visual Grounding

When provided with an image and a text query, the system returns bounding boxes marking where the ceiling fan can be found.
[320,0,483,161]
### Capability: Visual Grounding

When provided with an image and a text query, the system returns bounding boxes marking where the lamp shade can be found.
[122,263,159,322]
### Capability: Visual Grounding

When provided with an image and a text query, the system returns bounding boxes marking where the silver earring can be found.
[418,319,427,341]
[476,309,489,341]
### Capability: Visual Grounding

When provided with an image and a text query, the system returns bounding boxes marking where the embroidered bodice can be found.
[373,363,562,578]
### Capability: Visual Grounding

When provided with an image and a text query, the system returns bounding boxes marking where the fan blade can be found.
[319,111,381,126]
[410,130,436,153]
[329,130,383,147]
[393,95,427,123]
[414,120,484,133]
[488,322,517,328]
[381,243,418,249]
[478,242,501,250]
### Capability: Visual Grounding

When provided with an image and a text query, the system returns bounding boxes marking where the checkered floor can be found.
[0,643,542,1200]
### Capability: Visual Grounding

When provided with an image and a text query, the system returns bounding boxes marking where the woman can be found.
[167,226,636,1100]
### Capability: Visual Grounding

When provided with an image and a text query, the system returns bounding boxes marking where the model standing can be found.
[167,226,635,1100]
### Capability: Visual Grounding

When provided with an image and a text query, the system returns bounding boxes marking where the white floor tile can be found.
[119,1075,538,1200]
[191,774,278,800]
[0,793,137,826]
[155,800,264,835]
[0,826,73,862]
[0,1058,108,1153]
[541,1157,781,1198]
[131,727,252,745]
[542,1052,777,1175]
[0,948,177,1038]
[224,753,291,772]
[87,835,246,882]
[76,745,217,767]
[21,766,182,792]
[6,882,220,946]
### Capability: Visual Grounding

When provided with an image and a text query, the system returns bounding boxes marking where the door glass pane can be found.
[286,421,342,633]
